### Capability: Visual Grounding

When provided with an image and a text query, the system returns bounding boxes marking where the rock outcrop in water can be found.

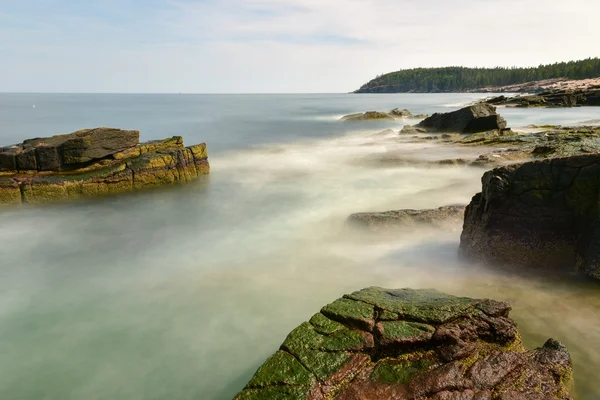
[0,128,209,205]
[234,287,573,400]
[460,153,600,280]
[401,104,507,134]
[348,205,465,231]
[341,109,427,122]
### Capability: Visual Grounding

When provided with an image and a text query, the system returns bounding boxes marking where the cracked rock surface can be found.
[0,128,209,205]
[234,287,573,400]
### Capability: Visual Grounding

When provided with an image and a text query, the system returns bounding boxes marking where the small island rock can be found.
[0,128,210,205]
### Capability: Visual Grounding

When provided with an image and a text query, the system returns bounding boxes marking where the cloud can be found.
[1,0,599,92]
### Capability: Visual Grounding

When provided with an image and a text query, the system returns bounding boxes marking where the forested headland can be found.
[354,58,600,93]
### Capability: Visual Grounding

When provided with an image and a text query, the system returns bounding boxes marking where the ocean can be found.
[0,93,599,399]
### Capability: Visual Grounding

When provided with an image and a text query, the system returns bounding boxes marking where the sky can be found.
[1,0,599,93]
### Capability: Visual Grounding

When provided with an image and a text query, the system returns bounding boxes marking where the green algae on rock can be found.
[234,287,573,400]
[0,129,210,206]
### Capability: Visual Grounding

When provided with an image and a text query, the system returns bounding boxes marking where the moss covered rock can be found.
[0,129,209,206]
[234,287,573,400]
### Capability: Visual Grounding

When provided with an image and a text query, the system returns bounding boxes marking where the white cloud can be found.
[1,0,599,92]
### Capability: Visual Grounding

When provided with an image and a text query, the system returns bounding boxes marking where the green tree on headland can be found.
[355,57,600,93]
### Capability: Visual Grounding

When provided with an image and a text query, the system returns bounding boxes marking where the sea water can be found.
[0,93,599,399]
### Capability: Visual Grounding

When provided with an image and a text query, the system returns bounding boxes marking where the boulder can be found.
[234,287,573,400]
[460,153,600,280]
[0,128,140,172]
[0,131,210,206]
[407,104,507,134]
[348,205,465,231]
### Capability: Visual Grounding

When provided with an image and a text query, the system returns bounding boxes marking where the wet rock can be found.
[0,132,210,206]
[342,109,428,122]
[348,205,465,231]
[0,128,140,172]
[234,287,573,400]
[389,108,428,119]
[341,111,395,121]
[453,125,600,165]
[459,153,600,280]
[404,104,507,134]
[400,126,429,134]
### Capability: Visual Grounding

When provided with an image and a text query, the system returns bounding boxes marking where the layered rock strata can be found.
[0,128,209,205]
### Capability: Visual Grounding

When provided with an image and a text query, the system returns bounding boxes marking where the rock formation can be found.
[389,109,429,119]
[460,153,600,280]
[341,109,427,122]
[0,128,209,205]
[401,104,507,134]
[234,287,573,400]
[348,205,465,231]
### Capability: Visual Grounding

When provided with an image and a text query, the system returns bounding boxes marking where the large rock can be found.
[402,104,507,134]
[460,153,600,280]
[0,132,209,206]
[1,128,140,172]
[348,205,465,231]
[234,287,573,400]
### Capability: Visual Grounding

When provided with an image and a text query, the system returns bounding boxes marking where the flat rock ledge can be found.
[348,205,465,231]
[234,287,573,400]
[0,127,209,205]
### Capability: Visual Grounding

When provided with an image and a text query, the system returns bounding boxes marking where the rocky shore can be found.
[235,287,573,400]
[483,88,600,108]
[0,128,209,205]
[472,77,600,94]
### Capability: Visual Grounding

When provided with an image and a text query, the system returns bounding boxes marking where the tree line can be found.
[355,58,600,93]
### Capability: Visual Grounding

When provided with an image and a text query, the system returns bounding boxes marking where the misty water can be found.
[0,93,599,399]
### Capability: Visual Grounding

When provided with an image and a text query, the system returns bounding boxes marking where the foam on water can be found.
[0,93,599,399]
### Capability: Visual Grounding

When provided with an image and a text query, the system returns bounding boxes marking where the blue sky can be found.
[1,0,599,93]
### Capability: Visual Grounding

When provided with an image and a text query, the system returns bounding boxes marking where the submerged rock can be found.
[0,129,209,205]
[460,153,600,280]
[341,109,428,122]
[348,205,465,231]
[341,111,396,122]
[389,108,428,119]
[402,104,507,134]
[234,287,573,400]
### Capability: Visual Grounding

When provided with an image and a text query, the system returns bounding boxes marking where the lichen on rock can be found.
[0,128,210,206]
[234,287,573,400]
